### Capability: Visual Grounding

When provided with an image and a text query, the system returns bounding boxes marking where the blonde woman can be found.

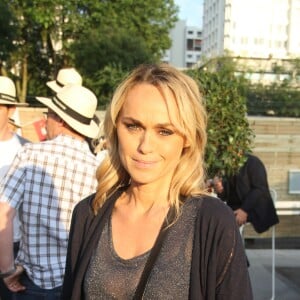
[62,64,253,300]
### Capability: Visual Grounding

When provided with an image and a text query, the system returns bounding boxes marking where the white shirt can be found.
[96,149,108,163]
[0,134,25,242]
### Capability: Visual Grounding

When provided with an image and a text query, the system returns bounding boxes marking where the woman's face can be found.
[116,83,186,188]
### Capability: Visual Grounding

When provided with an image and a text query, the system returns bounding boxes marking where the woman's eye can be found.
[159,129,173,136]
[126,123,140,131]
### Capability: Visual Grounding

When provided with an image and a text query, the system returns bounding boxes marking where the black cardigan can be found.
[62,189,253,300]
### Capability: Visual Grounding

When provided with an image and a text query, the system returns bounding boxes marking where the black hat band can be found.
[0,93,17,103]
[52,95,93,125]
[55,79,64,87]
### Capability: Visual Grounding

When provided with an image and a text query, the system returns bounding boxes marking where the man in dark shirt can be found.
[214,153,279,233]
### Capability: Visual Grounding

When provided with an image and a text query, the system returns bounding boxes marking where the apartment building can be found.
[202,0,300,59]
[162,20,202,68]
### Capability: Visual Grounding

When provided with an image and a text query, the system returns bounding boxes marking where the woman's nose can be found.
[138,131,154,154]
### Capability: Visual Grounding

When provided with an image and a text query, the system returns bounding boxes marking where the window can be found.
[186,39,193,50]
[289,170,300,194]
[195,39,202,51]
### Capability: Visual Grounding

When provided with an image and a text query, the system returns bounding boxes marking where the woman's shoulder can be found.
[188,195,238,249]
[73,188,123,219]
[189,195,235,222]
[73,193,96,215]
[189,194,227,208]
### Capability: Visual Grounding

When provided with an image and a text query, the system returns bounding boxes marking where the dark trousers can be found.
[11,273,62,300]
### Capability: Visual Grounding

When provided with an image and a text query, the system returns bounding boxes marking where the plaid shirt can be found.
[0,134,99,289]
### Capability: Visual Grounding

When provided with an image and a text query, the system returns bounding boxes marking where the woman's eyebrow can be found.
[121,116,141,124]
[122,116,174,128]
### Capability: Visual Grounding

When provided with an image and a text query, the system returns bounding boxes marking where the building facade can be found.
[162,20,202,68]
[202,0,300,60]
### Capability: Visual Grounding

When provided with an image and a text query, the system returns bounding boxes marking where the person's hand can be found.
[234,208,248,227]
[213,176,224,194]
[205,179,214,193]
[3,264,26,292]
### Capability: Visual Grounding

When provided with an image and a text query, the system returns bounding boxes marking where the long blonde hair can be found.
[93,63,207,215]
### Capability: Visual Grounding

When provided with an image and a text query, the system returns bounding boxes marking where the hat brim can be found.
[36,96,99,138]
[46,81,62,93]
[0,100,28,107]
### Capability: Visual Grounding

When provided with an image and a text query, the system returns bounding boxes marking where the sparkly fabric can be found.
[63,192,253,300]
[84,217,149,299]
[84,199,197,299]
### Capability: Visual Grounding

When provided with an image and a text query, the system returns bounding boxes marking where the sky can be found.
[174,0,204,27]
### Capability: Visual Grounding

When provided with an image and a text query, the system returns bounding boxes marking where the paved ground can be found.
[246,239,300,300]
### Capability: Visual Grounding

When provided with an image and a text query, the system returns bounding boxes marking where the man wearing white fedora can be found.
[0,76,29,300]
[0,85,100,299]
[47,67,82,93]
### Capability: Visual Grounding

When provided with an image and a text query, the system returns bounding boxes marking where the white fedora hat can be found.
[0,76,28,106]
[36,85,100,138]
[46,68,82,93]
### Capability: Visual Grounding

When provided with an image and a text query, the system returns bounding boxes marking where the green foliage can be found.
[186,58,254,177]
[246,82,300,117]
[74,0,178,61]
[84,64,128,110]
[0,0,178,102]
[0,2,18,62]
[0,0,61,99]
[72,28,155,76]
[72,0,178,99]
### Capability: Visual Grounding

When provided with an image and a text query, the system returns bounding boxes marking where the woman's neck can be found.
[123,184,170,215]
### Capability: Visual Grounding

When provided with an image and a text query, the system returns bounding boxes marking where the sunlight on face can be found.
[116,83,186,188]
[0,105,15,132]
[44,110,60,140]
